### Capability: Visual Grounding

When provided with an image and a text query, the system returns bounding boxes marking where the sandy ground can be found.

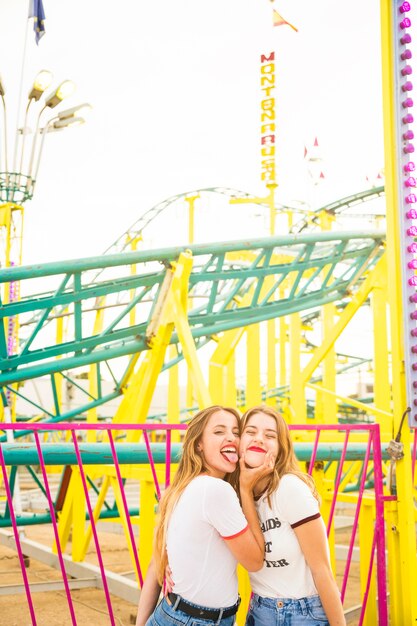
[0,523,365,626]
[0,526,138,626]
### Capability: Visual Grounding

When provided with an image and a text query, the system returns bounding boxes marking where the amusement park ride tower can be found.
[1,2,417,625]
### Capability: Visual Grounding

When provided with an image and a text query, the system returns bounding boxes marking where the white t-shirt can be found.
[249,473,323,599]
[166,475,248,608]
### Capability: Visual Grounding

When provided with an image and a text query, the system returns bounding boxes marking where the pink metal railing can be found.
[0,422,187,626]
[0,422,388,625]
[289,423,388,626]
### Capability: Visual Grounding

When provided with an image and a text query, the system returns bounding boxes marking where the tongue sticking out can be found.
[222,451,239,464]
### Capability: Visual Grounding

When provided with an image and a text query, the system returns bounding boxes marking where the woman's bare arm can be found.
[295,518,346,626]
[135,558,162,626]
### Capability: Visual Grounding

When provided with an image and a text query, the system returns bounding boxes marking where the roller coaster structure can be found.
[1,1,417,623]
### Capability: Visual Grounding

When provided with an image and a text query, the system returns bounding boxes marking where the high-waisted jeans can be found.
[245,593,329,626]
[146,596,237,626]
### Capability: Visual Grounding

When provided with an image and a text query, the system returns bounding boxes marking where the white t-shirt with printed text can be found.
[249,473,323,599]
[166,475,248,608]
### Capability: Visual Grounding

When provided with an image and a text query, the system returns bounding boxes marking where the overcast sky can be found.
[0,0,384,265]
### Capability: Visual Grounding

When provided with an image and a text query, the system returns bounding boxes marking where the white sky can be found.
[0,0,399,405]
[0,0,383,263]
[0,0,385,265]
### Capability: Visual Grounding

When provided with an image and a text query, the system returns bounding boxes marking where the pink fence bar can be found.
[371,425,388,625]
[0,422,186,625]
[308,428,321,475]
[326,429,350,536]
[142,430,162,501]
[0,421,388,625]
[107,429,143,586]
[289,423,388,626]
[165,430,172,487]
[33,431,77,624]
[340,433,373,603]
[0,443,38,625]
[71,430,116,626]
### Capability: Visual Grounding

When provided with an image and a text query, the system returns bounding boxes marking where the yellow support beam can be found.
[306,383,393,422]
[209,328,245,404]
[266,319,276,407]
[371,255,391,438]
[289,312,306,423]
[380,0,417,621]
[301,259,384,386]
[322,304,337,424]
[246,324,261,408]
[167,345,180,443]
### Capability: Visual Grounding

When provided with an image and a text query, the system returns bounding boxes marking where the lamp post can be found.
[0,73,89,204]
[0,71,90,420]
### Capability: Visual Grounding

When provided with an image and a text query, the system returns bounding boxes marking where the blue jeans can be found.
[146,596,237,626]
[245,593,329,626]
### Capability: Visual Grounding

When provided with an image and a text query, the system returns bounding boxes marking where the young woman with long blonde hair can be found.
[135,405,273,626]
[240,405,346,626]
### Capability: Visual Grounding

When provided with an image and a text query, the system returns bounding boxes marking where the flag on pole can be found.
[273,9,298,32]
[28,0,46,45]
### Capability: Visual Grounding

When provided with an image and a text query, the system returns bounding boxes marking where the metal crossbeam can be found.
[0,231,384,420]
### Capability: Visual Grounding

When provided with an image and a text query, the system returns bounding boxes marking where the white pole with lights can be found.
[32,103,91,191]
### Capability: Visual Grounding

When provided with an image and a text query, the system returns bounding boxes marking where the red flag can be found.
[273,9,298,32]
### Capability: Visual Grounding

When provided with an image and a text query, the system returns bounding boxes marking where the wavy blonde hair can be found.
[240,405,319,506]
[153,405,241,584]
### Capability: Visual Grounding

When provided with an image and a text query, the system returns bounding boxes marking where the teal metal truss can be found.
[0,230,385,427]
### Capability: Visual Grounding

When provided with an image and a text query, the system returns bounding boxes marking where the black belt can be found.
[167,593,240,621]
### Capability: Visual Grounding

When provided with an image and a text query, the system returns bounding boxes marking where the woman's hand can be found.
[239,450,275,493]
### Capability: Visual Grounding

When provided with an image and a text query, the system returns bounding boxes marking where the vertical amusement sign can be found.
[260,52,276,185]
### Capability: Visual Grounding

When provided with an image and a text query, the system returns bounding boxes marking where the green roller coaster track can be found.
[0,228,384,429]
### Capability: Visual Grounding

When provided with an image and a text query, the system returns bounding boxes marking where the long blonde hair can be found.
[240,405,319,505]
[154,405,241,584]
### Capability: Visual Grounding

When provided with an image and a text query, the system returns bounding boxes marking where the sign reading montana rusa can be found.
[260,51,276,184]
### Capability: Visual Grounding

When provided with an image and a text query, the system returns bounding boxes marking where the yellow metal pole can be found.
[0,203,24,420]
[289,313,306,423]
[380,1,417,621]
[167,345,180,443]
[128,234,141,328]
[319,211,337,424]
[87,298,105,442]
[209,328,245,404]
[246,324,261,408]
[359,501,377,626]
[184,194,200,245]
[225,355,237,407]
[139,476,157,577]
[266,318,276,406]
[301,260,384,386]
[229,184,278,234]
[322,304,337,424]
[371,255,391,438]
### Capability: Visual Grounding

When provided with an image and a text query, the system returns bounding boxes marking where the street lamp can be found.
[0,71,90,428]
[31,103,91,192]
[0,71,89,204]
[44,80,76,109]
[26,79,78,191]
[15,69,54,185]
[28,69,53,102]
